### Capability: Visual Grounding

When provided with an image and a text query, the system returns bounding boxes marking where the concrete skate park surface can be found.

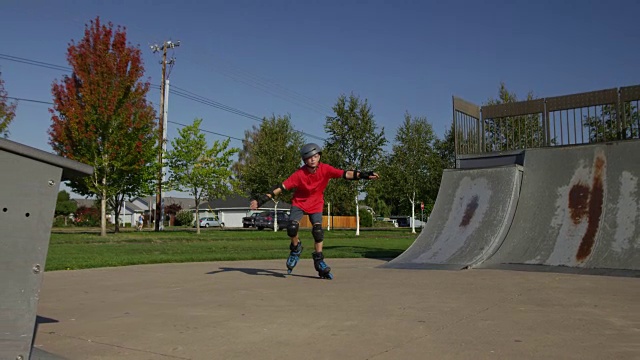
[33,258,640,360]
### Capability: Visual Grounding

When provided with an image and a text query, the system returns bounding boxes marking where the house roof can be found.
[72,198,97,209]
[72,198,147,213]
[133,196,195,211]
[197,194,291,210]
[205,194,252,209]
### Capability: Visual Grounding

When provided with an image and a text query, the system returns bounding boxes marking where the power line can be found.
[0,52,327,141]
[6,97,52,105]
[0,54,71,72]
[167,120,244,141]
[6,96,244,143]
[166,84,326,141]
[204,61,333,116]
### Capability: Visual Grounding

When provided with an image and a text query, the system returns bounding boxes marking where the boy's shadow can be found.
[207,267,318,279]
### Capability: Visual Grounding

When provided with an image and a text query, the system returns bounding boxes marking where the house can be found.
[71,194,290,228]
[194,194,291,228]
[131,196,194,227]
[72,196,194,227]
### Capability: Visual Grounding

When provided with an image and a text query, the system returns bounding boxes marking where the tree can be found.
[0,72,17,138]
[324,93,387,235]
[362,158,392,218]
[55,190,77,225]
[385,112,438,233]
[434,121,456,170]
[483,82,543,152]
[165,118,240,234]
[175,209,194,227]
[583,103,639,143]
[74,205,101,226]
[234,114,305,231]
[48,17,157,236]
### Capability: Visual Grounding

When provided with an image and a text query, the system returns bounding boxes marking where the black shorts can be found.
[289,206,323,225]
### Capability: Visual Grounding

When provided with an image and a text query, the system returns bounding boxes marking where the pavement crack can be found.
[43,331,191,359]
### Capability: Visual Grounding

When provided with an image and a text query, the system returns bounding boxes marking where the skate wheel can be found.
[287,269,292,274]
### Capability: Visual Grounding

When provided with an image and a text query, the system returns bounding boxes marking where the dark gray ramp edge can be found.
[0,140,92,360]
[480,140,640,274]
[383,165,522,270]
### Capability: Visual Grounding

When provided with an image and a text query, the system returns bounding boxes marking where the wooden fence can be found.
[299,215,357,228]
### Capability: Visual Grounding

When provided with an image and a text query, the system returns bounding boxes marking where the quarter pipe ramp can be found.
[383,165,522,270]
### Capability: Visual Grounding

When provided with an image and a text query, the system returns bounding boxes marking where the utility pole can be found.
[151,40,180,231]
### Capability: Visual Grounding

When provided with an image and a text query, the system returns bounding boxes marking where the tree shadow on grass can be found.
[206,267,318,279]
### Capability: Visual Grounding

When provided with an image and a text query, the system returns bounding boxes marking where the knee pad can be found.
[287,221,299,237]
[312,224,324,243]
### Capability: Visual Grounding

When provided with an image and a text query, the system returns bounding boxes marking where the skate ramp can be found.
[383,165,522,270]
[480,141,640,274]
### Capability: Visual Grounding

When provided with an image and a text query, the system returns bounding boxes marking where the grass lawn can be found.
[46,228,419,271]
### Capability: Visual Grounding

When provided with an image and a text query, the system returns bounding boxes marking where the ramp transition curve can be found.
[383,165,522,270]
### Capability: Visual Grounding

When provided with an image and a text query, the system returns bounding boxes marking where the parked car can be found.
[390,216,410,227]
[242,212,260,228]
[254,211,291,230]
[195,217,224,228]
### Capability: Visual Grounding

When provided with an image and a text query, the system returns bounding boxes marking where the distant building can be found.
[195,195,291,228]
[71,194,292,228]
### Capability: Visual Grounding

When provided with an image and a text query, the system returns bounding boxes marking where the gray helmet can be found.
[300,143,322,160]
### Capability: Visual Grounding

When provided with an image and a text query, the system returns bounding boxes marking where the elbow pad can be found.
[345,169,360,181]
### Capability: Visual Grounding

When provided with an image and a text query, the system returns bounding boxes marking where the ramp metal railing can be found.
[454,84,640,157]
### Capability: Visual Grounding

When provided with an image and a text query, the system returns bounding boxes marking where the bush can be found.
[359,210,373,227]
[52,215,74,227]
[373,220,397,228]
[74,206,100,227]
[175,210,194,227]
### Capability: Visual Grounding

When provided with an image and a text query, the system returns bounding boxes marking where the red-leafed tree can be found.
[48,17,158,236]
[0,72,17,138]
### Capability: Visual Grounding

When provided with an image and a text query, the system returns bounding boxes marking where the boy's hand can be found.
[251,194,272,209]
[359,171,379,180]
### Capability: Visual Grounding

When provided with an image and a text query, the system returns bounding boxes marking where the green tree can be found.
[362,158,392,218]
[175,209,194,227]
[48,16,157,236]
[165,118,240,234]
[0,72,17,138]
[385,112,437,233]
[483,82,543,152]
[55,190,78,225]
[324,93,387,235]
[234,114,305,231]
[583,103,639,143]
[359,208,373,227]
[434,121,456,170]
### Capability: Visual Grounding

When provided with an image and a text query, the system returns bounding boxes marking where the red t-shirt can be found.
[282,162,344,214]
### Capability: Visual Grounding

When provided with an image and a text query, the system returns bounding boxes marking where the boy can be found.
[250,143,379,279]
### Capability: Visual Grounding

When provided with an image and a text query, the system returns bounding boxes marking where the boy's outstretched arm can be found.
[250,184,286,210]
[342,170,380,181]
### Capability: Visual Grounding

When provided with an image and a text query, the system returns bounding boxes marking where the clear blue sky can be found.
[2,0,639,156]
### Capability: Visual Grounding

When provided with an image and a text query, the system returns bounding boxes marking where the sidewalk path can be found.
[34,259,640,360]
